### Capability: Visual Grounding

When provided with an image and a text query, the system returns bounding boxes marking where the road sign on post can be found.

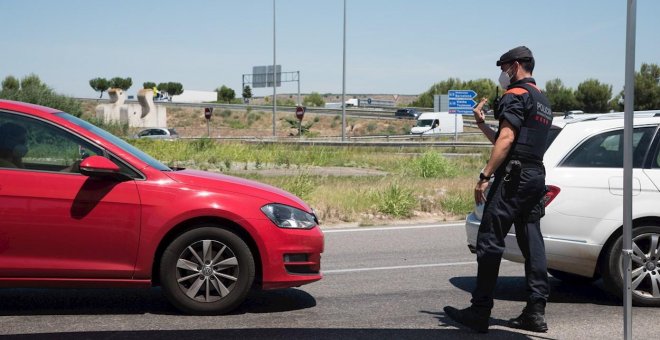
[204,107,213,137]
[448,90,477,141]
[204,107,213,120]
[448,90,478,114]
[295,105,305,120]
[295,106,305,138]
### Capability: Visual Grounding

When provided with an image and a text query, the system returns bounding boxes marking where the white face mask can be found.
[498,65,516,89]
[498,71,511,89]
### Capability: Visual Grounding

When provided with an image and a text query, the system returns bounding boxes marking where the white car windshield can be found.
[416,119,434,127]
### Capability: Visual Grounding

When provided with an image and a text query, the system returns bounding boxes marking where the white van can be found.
[410,112,463,135]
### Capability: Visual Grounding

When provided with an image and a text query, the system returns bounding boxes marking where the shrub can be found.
[411,151,457,178]
[303,92,325,107]
[377,183,416,217]
[247,112,262,125]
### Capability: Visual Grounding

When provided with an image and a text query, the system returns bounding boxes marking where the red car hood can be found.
[164,169,311,212]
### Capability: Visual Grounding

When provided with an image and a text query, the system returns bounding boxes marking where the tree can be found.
[1,75,19,91]
[143,81,156,89]
[608,94,623,112]
[167,82,184,97]
[157,82,184,100]
[302,92,325,107]
[575,79,612,113]
[157,83,168,94]
[89,77,109,98]
[216,85,235,103]
[108,77,133,91]
[630,63,660,110]
[21,74,47,90]
[242,85,252,101]
[544,78,579,112]
[0,74,82,117]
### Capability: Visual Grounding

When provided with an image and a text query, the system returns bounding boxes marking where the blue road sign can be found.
[448,89,477,115]
[448,99,477,107]
[448,90,477,99]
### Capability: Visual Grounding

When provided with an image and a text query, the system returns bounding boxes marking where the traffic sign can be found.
[448,108,475,114]
[448,90,477,99]
[295,106,305,120]
[204,107,213,120]
[448,99,477,107]
[448,89,477,115]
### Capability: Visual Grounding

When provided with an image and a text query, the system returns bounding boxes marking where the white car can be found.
[465,110,660,306]
[134,128,179,140]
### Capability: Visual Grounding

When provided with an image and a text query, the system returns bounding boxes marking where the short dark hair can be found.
[519,58,535,73]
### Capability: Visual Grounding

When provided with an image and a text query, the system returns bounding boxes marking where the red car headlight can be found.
[261,204,317,229]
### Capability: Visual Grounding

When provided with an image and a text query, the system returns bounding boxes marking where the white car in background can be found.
[134,128,179,140]
[465,110,660,306]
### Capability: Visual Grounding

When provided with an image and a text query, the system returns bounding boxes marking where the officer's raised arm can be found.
[473,97,496,143]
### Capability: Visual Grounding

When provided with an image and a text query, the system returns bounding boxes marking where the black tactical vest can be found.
[507,83,553,164]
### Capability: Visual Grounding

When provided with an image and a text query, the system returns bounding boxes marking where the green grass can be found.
[127,139,487,224]
[377,183,416,217]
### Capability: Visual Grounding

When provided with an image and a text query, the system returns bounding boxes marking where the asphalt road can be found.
[1,222,659,339]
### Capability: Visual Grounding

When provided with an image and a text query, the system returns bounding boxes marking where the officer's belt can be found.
[509,158,543,168]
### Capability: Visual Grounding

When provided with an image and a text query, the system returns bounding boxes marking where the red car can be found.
[0,100,324,314]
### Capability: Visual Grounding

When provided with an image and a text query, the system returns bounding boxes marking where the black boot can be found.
[443,305,490,333]
[508,301,548,333]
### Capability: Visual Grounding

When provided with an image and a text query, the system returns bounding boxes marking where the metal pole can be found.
[341,0,347,141]
[623,1,636,339]
[297,71,301,106]
[272,0,277,137]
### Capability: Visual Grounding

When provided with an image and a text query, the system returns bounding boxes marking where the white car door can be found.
[543,126,657,243]
[643,131,660,191]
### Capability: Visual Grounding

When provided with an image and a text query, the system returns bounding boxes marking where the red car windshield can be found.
[56,112,172,171]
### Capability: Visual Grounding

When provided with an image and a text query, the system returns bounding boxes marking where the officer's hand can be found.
[475,179,489,205]
[473,97,488,123]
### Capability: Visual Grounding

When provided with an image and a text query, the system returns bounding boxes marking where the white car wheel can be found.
[602,225,660,307]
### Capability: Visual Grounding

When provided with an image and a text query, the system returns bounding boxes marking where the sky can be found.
[1,0,658,99]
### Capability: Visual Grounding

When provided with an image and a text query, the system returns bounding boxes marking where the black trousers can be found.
[471,166,549,312]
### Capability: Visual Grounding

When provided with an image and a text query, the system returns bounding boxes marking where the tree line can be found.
[412,63,660,113]
[89,77,185,101]
[1,74,83,117]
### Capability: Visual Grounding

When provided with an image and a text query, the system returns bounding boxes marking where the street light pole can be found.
[622,1,637,339]
[272,0,277,137]
[341,0,347,141]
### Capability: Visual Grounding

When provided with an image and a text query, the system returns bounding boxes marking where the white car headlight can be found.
[261,204,318,229]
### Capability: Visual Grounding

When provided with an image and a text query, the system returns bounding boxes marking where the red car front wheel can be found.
[160,226,255,315]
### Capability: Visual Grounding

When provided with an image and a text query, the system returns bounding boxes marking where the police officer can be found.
[443,46,553,333]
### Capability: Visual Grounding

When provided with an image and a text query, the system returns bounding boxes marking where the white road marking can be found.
[323,261,477,274]
[322,222,465,233]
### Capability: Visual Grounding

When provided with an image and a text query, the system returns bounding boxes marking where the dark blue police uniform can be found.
[471,77,553,313]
